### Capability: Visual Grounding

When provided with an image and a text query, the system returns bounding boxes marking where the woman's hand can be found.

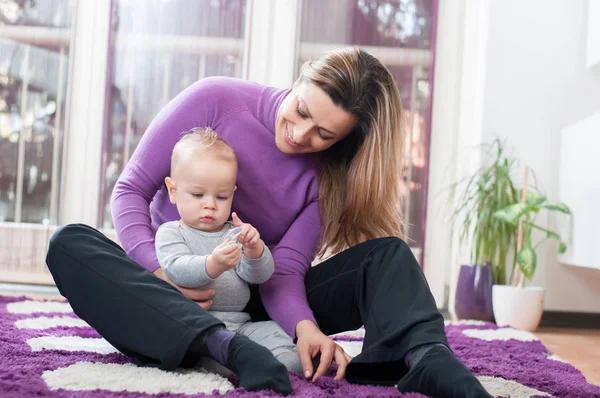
[153,268,214,310]
[295,320,353,381]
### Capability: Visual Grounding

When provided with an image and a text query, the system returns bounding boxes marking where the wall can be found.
[425,0,491,309]
[481,0,600,312]
[586,0,600,69]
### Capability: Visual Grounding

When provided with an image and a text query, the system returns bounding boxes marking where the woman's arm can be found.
[259,200,352,381]
[258,200,321,339]
[110,79,230,305]
[111,80,220,273]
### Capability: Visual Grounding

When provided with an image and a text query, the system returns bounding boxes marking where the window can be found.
[0,0,73,283]
[100,0,248,228]
[0,0,437,284]
[0,0,73,224]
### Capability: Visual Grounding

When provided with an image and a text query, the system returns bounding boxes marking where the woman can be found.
[46,48,490,397]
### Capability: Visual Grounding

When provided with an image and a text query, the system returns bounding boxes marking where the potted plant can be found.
[449,138,520,321]
[492,169,571,331]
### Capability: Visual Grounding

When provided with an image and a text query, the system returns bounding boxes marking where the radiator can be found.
[0,223,120,285]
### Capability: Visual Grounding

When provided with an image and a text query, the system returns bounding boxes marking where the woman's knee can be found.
[368,236,408,257]
[382,236,405,248]
[46,224,89,289]
[365,236,418,272]
[50,223,87,246]
[49,223,100,250]
[358,236,405,252]
[47,224,97,269]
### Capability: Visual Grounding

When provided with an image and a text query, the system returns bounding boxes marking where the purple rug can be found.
[1,295,599,398]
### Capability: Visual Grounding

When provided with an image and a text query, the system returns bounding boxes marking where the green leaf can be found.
[517,246,537,279]
[523,220,561,240]
[558,241,567,254]
[524,190,546,207]
[543,202,571,215]
[494,204,526,225]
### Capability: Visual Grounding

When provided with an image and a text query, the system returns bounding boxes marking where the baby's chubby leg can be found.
[237,320,303,374]
[273,347,304,375]
[193,312,292,395]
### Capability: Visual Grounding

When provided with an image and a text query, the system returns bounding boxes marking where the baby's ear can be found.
[164,177,177,204]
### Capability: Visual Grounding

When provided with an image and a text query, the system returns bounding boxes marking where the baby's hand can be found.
[208,239,242,277]
[232,212,264,259]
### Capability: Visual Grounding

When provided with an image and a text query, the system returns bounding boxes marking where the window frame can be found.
[1,0,489,304]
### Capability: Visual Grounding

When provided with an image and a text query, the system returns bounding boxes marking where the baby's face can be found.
[168,154,237,232]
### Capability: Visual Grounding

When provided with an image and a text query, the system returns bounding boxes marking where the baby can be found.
[155,127,302,393]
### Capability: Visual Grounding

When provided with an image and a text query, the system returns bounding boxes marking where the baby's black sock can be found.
[191,327,292,395]
[226,334,293,395]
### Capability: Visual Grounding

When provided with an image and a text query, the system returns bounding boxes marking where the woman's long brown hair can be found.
[301,48,405,256]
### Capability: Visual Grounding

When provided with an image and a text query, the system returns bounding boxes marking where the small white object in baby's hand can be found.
[225,227,242,248]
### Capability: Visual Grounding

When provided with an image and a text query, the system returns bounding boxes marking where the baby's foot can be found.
[227,335,293,395]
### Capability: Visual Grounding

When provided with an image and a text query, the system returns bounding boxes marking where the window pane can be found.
[100,0,247,228]
[297,0,436,256]
[0,0,72,27]
[0,0,72,224]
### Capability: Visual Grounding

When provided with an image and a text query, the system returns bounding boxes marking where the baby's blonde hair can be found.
[171,127,237,177]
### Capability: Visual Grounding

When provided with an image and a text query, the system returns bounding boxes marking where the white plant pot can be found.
[492,285,545,332]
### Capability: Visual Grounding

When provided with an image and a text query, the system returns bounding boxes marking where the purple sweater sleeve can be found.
[259,199,322,339]
[111,82,217,272]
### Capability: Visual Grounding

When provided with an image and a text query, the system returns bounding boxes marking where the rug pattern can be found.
[1,295,599,398]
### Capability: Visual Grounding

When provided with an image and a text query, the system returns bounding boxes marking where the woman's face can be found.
[275,81,358,154]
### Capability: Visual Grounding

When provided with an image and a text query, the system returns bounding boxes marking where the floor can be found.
[536,327,600,386]
[1,285,599,387]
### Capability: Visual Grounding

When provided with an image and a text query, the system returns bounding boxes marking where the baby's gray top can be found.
[155,221,274,312]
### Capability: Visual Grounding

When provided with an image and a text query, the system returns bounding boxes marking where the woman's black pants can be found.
[46,223,448,386]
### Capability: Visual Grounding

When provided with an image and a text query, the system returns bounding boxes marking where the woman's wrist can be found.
[296,319,320,338]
